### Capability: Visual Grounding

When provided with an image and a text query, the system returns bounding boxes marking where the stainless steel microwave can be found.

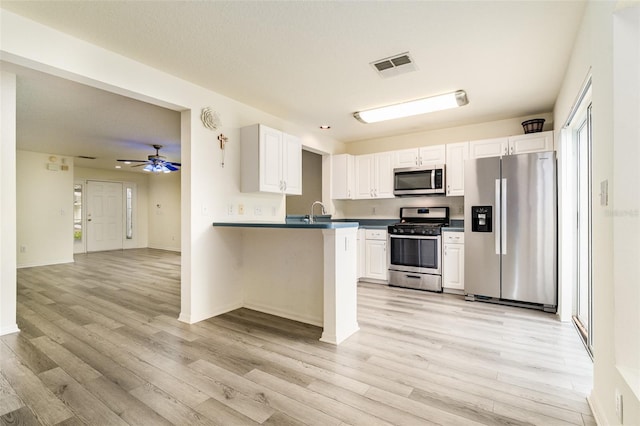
[393,165,446,196]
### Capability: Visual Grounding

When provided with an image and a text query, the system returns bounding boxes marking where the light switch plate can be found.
[600,180,608,206]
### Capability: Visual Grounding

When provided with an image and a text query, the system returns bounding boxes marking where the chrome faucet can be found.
[309,201,327,223]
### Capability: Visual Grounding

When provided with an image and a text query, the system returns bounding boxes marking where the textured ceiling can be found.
[1,1,586,170]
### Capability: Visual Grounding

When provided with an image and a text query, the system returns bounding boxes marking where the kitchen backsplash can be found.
[333,196,464,220]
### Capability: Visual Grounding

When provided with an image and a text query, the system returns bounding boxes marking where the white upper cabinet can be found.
[508,131,554,155]
[394,145,446,168]
[282,132,302,195]
[445,142,469,197]
[469,131,554,159]
[331,154,354,200]
[241,124,302,195]
[355,152,394,199]
[469,137,508,159]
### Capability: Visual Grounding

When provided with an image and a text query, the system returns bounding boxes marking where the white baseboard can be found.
[0,324,20,336]
[244,301,323,327]
[17,257,74,269]
[148,244,181,253]
[178,300,243,324]
[587,394,606,426]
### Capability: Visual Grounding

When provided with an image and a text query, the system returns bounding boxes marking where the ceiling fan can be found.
[117,144,181,173]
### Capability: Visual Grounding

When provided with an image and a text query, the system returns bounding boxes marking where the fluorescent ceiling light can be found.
[354,90,468,124]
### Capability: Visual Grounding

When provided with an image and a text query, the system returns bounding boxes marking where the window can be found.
[126,186,133,239]
[73,184,83,241]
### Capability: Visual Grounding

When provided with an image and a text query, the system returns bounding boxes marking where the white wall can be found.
[612,3,640,406]
[553,1,639,424]
[148,172,181,251]
[0,71,18,335]
[241,228,324,326]
[74,167,150,250]
[344,112,554,155]
[16,150,74,268]
[0,9,345,329]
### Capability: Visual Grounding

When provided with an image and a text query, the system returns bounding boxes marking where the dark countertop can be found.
[212,221,359,229]
[286,215,396,229]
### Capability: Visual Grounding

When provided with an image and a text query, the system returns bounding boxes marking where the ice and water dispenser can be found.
[471,206,492,232]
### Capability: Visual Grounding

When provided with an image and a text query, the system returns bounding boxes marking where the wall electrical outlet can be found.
[19,245,27,253]
[238,204,245,215]
[227,204,234,215]
[615,390,623,423]
[254,206,262,216]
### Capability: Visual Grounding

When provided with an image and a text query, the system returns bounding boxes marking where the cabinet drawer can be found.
[442,232,464,244]
[365,229,387,240]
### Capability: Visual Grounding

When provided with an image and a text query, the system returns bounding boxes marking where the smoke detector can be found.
[371,52,417,78]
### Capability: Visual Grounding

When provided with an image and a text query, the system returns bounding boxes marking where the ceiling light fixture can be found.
[353,90,468,124]
[319,125,331,130]
[143,163,173,173]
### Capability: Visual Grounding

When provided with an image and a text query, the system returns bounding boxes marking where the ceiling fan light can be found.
[143,164,154,172]
[354,90,468,124]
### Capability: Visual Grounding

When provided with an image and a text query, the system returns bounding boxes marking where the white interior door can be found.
[87,181,123,252]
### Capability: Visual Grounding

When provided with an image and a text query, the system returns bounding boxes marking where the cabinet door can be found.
[331,154,353,199]
[508,131,553,155]
[282,133,302,195]
[354,155,374,199]
[365,239,388,281]
[374,152,394,199]
[418,145,446,166]
[445,142,469,196]
[394,149,419,168]
[443,243,464,290]
[469,137,508,159]
[260,126,284,193]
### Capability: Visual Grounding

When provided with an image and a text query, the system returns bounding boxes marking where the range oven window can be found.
[390,237,438,269]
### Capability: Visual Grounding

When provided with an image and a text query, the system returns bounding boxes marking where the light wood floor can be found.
[1,248,595,426]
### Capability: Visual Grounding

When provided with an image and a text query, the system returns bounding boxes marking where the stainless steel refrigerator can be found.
[464,151,557,312]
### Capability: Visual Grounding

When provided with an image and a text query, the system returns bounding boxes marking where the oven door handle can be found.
[389,234,440,240]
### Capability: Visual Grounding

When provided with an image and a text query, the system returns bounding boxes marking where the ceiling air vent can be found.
[371,52,417,78]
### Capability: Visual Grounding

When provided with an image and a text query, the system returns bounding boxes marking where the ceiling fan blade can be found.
[131,163,149,167]
[167,162,181,166]
[165,163,179,171]
[117,159,148,163]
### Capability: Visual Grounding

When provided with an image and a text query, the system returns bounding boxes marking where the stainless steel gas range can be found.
[387,207,450,292]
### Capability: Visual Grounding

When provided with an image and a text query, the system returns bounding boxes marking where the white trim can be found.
[178,300,243,324]
[17,258,74,269]
[587,394,605,426]
[244,301,323,327]
[0,325,20,336]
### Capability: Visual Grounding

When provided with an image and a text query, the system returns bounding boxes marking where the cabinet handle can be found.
[504,146,508,155]
[510,145,514,154]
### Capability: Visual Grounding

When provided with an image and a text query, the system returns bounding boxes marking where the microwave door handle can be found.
[431,170,435,190]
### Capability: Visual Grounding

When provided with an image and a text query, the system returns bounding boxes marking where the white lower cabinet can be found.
[442,231,464,293]
[361,229,388,282]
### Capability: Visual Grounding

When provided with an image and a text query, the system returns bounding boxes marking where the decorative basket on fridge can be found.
[521,118,545,134]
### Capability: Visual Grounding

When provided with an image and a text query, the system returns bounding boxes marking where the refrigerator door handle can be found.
[495,179,501,255]
[502,178,507,255]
